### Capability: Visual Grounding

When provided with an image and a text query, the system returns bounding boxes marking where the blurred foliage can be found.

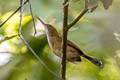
[0,0,120,80]
[0,35,17,44]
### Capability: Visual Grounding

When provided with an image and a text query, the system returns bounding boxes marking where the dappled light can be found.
[0,0,120,80]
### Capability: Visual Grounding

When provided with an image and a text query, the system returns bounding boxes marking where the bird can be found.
[36,16,102,67]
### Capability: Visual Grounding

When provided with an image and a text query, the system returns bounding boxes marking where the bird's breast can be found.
[52,40,62,57]
[47,36,81,61]
[53,42,80,60]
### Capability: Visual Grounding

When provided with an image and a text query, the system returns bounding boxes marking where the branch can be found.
[0,51,17,54]
[0,0,28,28]
[85,0,89,9]
[61,2,89,79]
[28,0,37,36]
[66,9,88,31]
[18,35,61,80]
[62,0,69,80]
[19,0,25,35]
[0,0,60,79]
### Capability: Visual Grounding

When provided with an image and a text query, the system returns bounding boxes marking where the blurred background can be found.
[0,0,120,80]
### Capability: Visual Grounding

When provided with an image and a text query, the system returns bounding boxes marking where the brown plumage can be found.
[36,16,102,67]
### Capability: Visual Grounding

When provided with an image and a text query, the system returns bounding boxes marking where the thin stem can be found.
[67,9,88,31]
[18,35,62,80]
[28,0,37,36]
[62,0,69,80]
[85,0,88,9]
[0,0,28,28]
[0,0,60,79]
[0,51,17,54]
[19,0,25,35]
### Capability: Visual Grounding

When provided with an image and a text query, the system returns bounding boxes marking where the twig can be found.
[66,9,88,31]
[0,0,28,28]
[0,51,17,54]
[62,0,69,80]
[19,0,25,35]
[18,35,62,80]
[0,0,61,79]
[28,0,37,36]
[85,0,88,9]
[61,1,89,80]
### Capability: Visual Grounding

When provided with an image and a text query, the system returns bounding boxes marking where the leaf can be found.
[0,35,17,44]
[100,0,113,9]
[85,0,98,12]
[87,0,98,9]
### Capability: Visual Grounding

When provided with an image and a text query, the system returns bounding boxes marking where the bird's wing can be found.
[67,40,84,55]
[67,40,102,66]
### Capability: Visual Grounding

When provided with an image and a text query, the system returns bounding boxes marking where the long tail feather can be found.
[83,55,102,67]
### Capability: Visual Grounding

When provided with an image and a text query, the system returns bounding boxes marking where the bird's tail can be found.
[82,55,102,67]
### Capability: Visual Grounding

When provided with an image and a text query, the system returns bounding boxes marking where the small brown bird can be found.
[36,16,102,67]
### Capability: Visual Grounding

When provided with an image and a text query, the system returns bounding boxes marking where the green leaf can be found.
[0,35,17,44]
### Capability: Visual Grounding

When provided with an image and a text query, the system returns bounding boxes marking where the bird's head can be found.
[36,16,59,37]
